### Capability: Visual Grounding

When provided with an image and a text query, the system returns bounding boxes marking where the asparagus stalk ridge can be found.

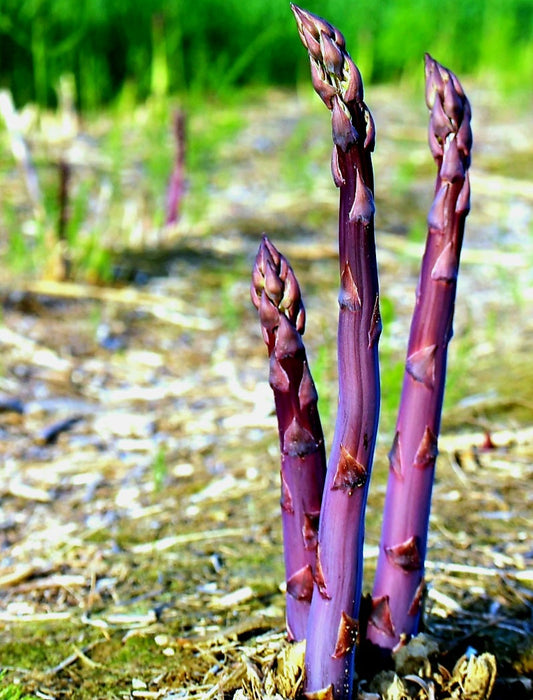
[251,234,327,641]
[367,54,472,651]
[291,6,381,697]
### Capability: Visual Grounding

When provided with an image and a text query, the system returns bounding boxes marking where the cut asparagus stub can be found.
[251,235,327,641]
[292,6,380,698]
[368,54,472,651]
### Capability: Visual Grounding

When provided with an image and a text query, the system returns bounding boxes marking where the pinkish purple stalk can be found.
[367,55,472,651]
[166,109,186,225]
[291,6,381,698]
[252,8,472,697]
[251,235,327,641]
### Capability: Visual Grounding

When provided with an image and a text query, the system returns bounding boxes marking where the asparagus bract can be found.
[251,235,327,641]
[292,7,381,697]
[368,55,472,650]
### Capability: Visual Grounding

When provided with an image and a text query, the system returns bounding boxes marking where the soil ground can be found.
[0,85,532,698]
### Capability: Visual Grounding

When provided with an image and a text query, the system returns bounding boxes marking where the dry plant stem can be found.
[251,235,327,641]
[292,6,380,697]
[58,159,72,242]
[0,89,43,220]
[368,55,472,651]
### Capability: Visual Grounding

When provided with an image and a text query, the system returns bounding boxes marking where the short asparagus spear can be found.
[292,6,381,697]
[367,55,472,651]
[251,234,327,641]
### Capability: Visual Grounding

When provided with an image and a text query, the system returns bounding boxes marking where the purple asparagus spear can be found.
[367,55,472,651]
[166,109,186,225]
[251,235,327,641]
[291,6,381,697]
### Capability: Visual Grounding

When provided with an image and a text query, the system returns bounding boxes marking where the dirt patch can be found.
[1,86,532,698]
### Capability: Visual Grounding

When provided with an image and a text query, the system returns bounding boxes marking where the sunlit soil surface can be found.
[0,85,532,698]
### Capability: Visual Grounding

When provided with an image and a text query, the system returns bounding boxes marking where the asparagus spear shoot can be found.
[291,6,381,697]
[251,234,327,641]
[367,54,472,651]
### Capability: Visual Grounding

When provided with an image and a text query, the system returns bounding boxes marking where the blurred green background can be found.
[1,0,532,110]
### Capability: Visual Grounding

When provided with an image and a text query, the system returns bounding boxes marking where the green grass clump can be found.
[1,0,531,109]
[0,673,35,700]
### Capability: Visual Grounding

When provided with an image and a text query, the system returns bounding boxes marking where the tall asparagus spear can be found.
[291,6,381,697]
[251,235,327,641]
[367,55,472,651]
